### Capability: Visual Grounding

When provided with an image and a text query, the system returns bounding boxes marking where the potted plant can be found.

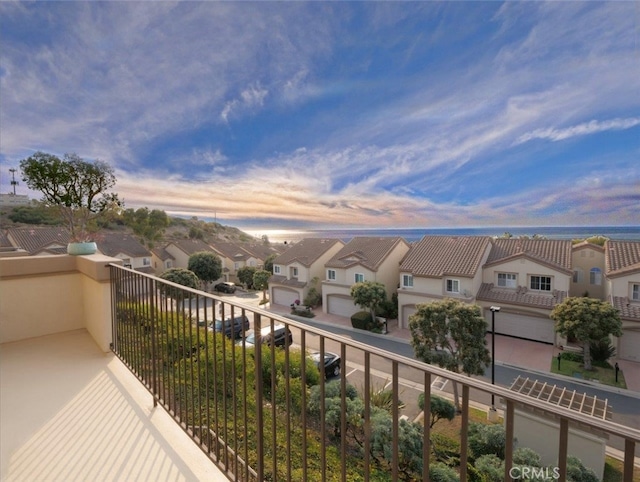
[20,151,122,255]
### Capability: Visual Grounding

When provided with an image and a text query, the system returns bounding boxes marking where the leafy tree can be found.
[253,269,271,302]
[418,393,455,428]
[566,456,599,482]
[188,251,222,290]
[159,268,199,308]
[409,299,490,410]
[237,265,257,289]
[474,454,503,482]
[468,422,506,460]
[551,297,622,370]
[261,234,270,246]
[303,276,321,308]
[350,281,387,322]
[308,380,361,438]
[263,253,277,273]
[20,151,121,241]
[122,207,169,247]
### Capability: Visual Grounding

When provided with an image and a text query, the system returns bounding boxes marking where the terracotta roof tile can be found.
[477,282,567,309]
[605,240,640,277]
[273,238,344,267]
[611,296,640,321]
[6,227,70,254]
[485,238,573,274]
[168,239,217,255]
[210,241,251,261]
[400,236,491,278]
[97,233,151,258]
[325,237,409,271]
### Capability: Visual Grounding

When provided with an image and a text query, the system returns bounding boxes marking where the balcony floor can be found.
[0,329,227,482]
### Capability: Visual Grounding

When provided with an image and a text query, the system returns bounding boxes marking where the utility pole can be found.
[9,168,19,195]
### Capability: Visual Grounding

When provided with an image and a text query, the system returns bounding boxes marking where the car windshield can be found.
[245,332,256,344]
[214,320,223,330]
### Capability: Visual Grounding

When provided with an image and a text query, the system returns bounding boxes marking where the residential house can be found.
[96,232,153,273]
[269,238,344,307]
[241,242,285,269]
[397,236,492,329]
[151,245,176,274]
[571,241,606,299]
[5,226,70,255]
[163,239,220,271]
[209,241,254,283]
[477,238,573,345]
[322,236,411,318]
[604,240,640,361]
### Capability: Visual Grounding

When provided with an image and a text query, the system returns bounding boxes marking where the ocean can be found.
[248,226,640,244]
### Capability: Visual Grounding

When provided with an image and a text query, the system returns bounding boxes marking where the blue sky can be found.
[1,1,638,231]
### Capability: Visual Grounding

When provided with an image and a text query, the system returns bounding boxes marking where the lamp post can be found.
[490,306,501,409]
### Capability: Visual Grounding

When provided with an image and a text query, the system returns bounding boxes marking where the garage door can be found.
[327,295,359,318]
[401,305,417,330]
[619,330,640,362]
[272,287,298,307]
[487,311,555,344]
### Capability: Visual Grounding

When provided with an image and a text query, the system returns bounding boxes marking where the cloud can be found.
[220,83,269,123]
[515,118,640,145]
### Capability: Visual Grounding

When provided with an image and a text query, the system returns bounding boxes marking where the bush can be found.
[474,454,503,482]
[429,462,460,482]
[513,447,542,467]
[588,338,616,363]
[468,422,506,460]
[418,393,455,428]
[560,351,583,363]
[566,456,599,482]
[350,311,378,330]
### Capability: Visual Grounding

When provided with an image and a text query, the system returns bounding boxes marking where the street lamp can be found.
[490,306,501,409]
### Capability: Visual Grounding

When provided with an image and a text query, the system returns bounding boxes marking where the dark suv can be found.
[213,315,249,339]
[214,282,236,294]
[242,324,293,348]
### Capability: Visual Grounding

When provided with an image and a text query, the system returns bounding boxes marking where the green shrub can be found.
[588,338,616,363]
[429,462,460,482]
[351,311,377,330]
[560,351,583,363]
[513,447,542,467]
[566,456,599,482]
[468,422,506,460]
[475,454,503,482]
[418,393,455,428]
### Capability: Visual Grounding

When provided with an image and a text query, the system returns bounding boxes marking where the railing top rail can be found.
[109,263,640,443]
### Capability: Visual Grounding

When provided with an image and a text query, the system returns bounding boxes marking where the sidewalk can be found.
[267,303,640,395]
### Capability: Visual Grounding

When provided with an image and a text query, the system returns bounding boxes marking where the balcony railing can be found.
[109,264,639,482]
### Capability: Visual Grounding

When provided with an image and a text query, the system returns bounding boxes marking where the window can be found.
[590,267,602,285]
[573,268,583,283]
[327,269,336,281]
[274,265,281,274]
[143,258,150,266]
[165,260,172,269]
[291,267,298,278]
[497,273,516,288]
[530,275,551,291]
[632,284,639,301]
[355,273,364,283]
[402,274,413,288]
[234,262,240,270]
[446,279,459,293]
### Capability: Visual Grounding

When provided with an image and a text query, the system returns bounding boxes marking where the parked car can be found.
[310,351,341,378]
[241,323,293,348]
[212,315,249,339]
[214,282,236,294]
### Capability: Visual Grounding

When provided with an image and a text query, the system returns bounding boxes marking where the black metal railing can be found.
[109,265,639,482]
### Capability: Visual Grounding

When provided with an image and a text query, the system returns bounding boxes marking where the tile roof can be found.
[168,239,217,255]
[268,274,307,288]
[485,238,572,274]
[611,296,640,322]
[400,236,491,278]
[605,240,640,277]
[241,243,285,260]
[273,238,344,267]
[210,241,252,261]
[325,237,409,271]
[477,282,567,309]
[0,231,12,248]
[6,227,70,254]
[152,246,175,261]
[97,233,151,258]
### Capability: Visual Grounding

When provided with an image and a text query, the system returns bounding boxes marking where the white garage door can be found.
[401,306,417,330]
[487,311,555,345]
[619,330,640,362]
[272,287,298,307]
[327,295,359,318]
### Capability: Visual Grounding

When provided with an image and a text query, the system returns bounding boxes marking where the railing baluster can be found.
[392,361,399,481]
[623,438,635,482]
[558,417,569,482]
[504,400,514,482]
[423,372,431,481]
[460,385,469,482]
[363,351,371,482]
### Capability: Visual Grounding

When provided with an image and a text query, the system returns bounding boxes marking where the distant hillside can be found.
[0,204,260,246]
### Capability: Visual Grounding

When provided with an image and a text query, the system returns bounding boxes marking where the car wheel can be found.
[332,365,340,377]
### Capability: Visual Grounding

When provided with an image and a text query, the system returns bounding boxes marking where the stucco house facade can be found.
[397,236,492,329]
[605,240,640,361]
[269,238,344,307]
[570,241,606,299]
[96,233,153,273]
[322,236,411,318]
[163,239,220,271]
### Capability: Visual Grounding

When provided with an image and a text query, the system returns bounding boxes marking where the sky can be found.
[1,1,639,232]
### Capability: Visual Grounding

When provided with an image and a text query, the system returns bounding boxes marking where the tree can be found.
[350,281,387,322]
[122,207,170,247]
[159,268,199,309]
[237,266,257,289]
[263,253,277,273]
[418,393,455,428]
[253,269,271,302]
[409,298,490,410]
[20,151,121,242]
[188,251,222,290]
[551,297,622,370]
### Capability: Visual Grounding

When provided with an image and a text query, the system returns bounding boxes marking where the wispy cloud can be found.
[515,118,640,145]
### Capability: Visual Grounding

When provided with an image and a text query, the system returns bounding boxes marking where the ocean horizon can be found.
[248,225,640,244]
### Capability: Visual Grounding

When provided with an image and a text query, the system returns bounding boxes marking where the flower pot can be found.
[67,242,98,256]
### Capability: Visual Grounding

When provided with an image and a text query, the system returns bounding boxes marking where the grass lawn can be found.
[550,357,627,389]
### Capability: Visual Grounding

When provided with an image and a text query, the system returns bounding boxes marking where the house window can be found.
[250,260,256,267]
[327,269,336,281]
[497,273,516,288]
[590,268,602,285]
[573,268,583,283]
[165,260,172,269]
[530,275,551,291]
[234,262,240,270]
[355,273,364,283]
[274,265,281,274]
[143,258,150,266]
[446,279,460,293]
[632,284,639,301]
[291,267,298,277]
[402,274,413,288]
